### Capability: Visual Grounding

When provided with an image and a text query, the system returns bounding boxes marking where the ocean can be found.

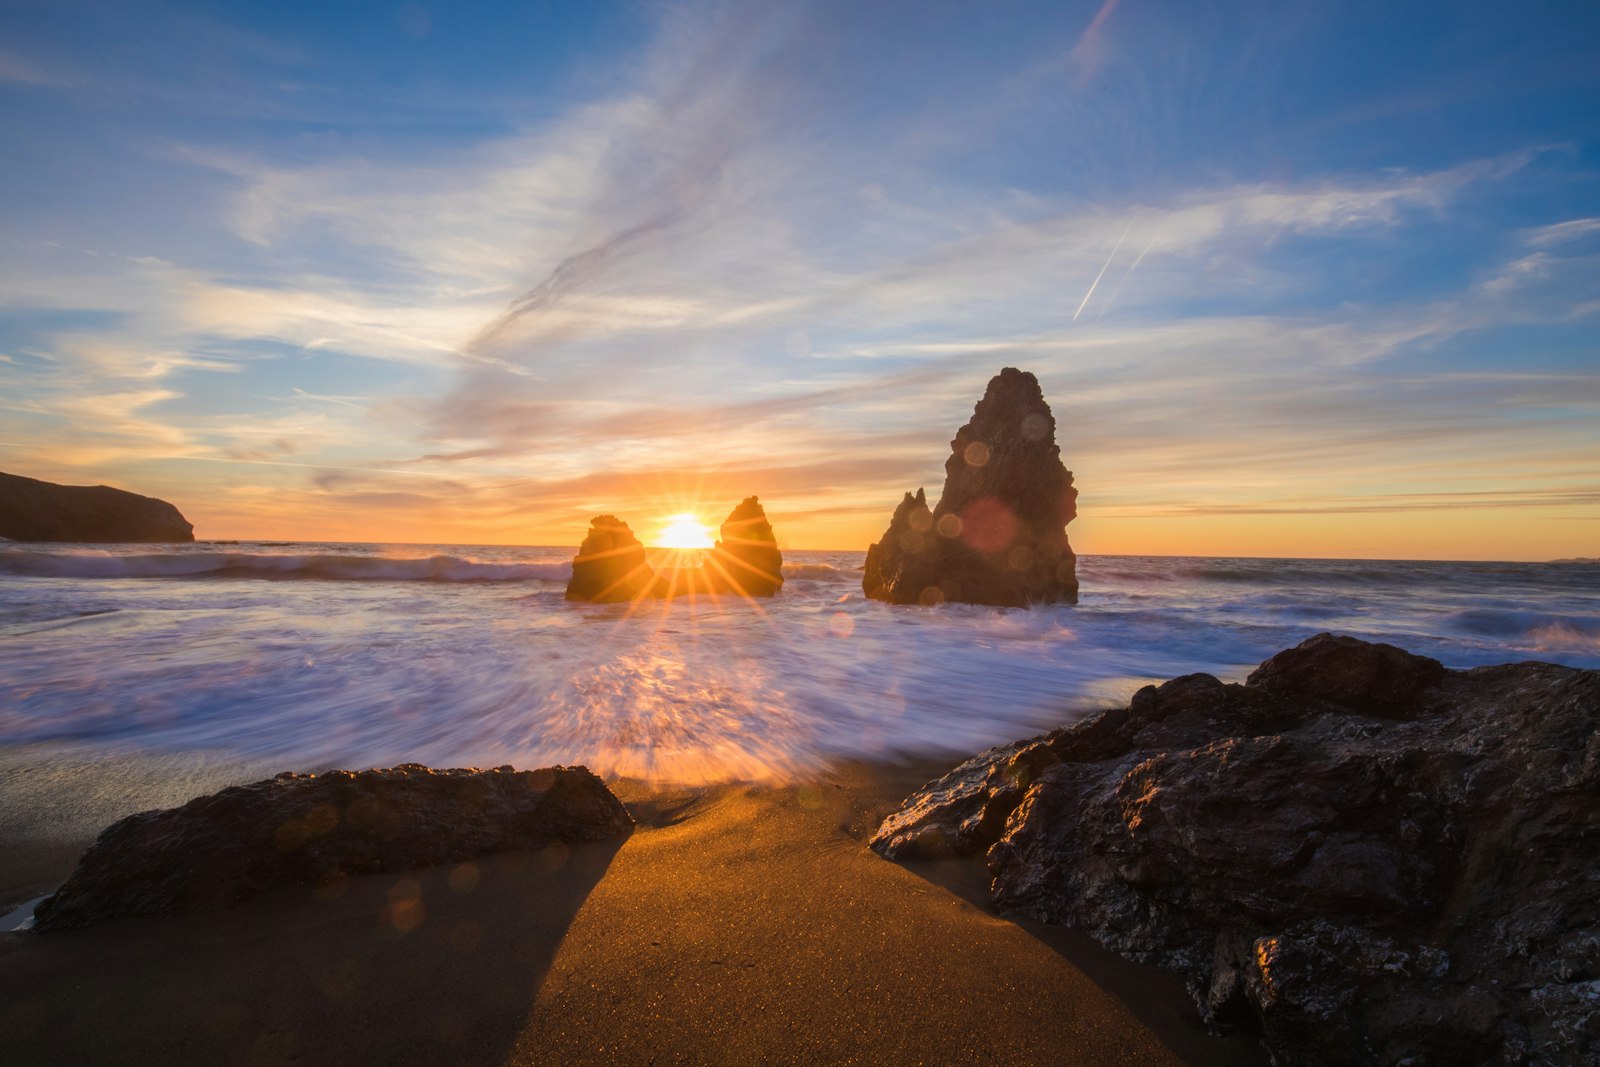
[2,543,1597,786]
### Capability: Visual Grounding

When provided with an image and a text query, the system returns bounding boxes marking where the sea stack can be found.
[567,515,656,602]
[566,497,784,602]
[0,470,195,543]
[702,495,784,597]
[863,368,1077,607]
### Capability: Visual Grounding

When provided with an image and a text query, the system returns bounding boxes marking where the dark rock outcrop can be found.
[567,515,657,602]
[567,496,784,601]
[698,494,784,598]
[871,634,1600,1066]
[863,368,1077,607]
[0,470,194,543]
[32,764,633,932]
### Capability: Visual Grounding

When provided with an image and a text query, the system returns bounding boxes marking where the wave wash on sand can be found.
[1,543,1597,786]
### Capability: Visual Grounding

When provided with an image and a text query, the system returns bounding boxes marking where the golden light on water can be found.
[653,512,715,549]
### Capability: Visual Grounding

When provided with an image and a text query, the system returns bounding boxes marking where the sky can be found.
[0,0,1597,559]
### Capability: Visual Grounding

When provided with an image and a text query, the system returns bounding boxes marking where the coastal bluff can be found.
[0,470,194,543]
[864,368,1077,607]
[871,634,1600,1066]
[567,495,784,601]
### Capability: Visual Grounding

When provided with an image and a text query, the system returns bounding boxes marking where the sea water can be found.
[1,543,1596,785]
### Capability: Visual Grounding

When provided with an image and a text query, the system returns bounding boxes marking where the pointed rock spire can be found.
[706,496,784,597]
[864,368,1078,606]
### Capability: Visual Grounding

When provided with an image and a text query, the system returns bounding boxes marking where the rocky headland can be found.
[871,634,1600,1066]
[566,495,784,602]
[0,470,194,543]
[32,764,633,932]
[863,368,1078,607]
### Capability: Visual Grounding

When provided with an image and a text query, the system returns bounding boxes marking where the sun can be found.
[653,512,715,550]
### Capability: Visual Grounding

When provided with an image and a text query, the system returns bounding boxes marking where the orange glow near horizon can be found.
[8,455,1596,563]
[653,512,715,550]
[158,495,1599,562]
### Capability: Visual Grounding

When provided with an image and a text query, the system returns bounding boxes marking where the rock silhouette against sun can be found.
[567,497,784,602]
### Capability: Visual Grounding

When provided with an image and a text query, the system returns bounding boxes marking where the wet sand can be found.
[0,755,1264,1065]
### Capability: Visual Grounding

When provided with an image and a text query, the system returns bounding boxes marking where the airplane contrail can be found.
[1073,218,1133,321]
[1097,232,1159,318]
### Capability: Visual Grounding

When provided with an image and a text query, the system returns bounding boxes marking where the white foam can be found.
[0,549,1594,785]
[0,549,572,583]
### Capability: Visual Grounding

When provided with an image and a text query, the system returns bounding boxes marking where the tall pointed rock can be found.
[863,368,1078,606]
[706,496,784,597]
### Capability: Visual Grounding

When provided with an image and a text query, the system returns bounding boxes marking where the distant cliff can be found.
[0,471,195,543]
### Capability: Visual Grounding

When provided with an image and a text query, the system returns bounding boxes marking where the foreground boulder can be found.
[0,470,194,543]
[863,368,1077,607]
[871,634,1600,1066]
[567,496,784,601]
[32,764,633,932]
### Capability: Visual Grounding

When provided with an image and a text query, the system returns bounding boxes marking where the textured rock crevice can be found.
[863,368,1077,607]
[566,495,784,602]
[0,470,194,543]
[33,763,634,932]
[871,634,1600,1066]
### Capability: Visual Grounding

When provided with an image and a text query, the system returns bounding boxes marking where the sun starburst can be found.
[653,512,714,549]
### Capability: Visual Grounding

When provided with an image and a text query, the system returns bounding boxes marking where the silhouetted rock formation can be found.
[703,495,784,597]
[0,470,194,543]
[863,368,1077,607]
[567,515,657,602]
[871,634,1600,1066]
[567,497,785,601]
[33,764,633,933]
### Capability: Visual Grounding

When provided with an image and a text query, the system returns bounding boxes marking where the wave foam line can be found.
[0,550,573,583]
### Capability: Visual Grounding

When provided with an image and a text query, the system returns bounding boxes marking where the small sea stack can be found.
[863,368,1077,607]
[566,515,657,602]
[700,495,784,597]
[0,470,195,543]
[566,496,784,602]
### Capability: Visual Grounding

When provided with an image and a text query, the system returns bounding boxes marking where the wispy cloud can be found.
[0,0,1596,555]
[0,47,75,88]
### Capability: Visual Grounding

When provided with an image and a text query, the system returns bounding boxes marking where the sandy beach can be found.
[0,753,1262,1065]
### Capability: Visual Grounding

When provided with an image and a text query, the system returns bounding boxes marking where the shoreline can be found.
[0,750,1263,1065]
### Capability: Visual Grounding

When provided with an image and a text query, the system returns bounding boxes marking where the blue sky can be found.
[1,0,1597,556]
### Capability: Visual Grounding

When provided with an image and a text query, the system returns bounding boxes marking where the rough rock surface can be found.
[567,496,784,601]
[871,634,1600,1066]
[700,494,784,597]
[0,470,194,543]
[863,368,1077,607]
[33,764,633,932]
[566,515,657,602]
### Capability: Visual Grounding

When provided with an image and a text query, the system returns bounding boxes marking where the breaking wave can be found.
[0,549,573,584]
[0,549,872,587]
[781,561,858,580]
[1444,609,1600,652]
